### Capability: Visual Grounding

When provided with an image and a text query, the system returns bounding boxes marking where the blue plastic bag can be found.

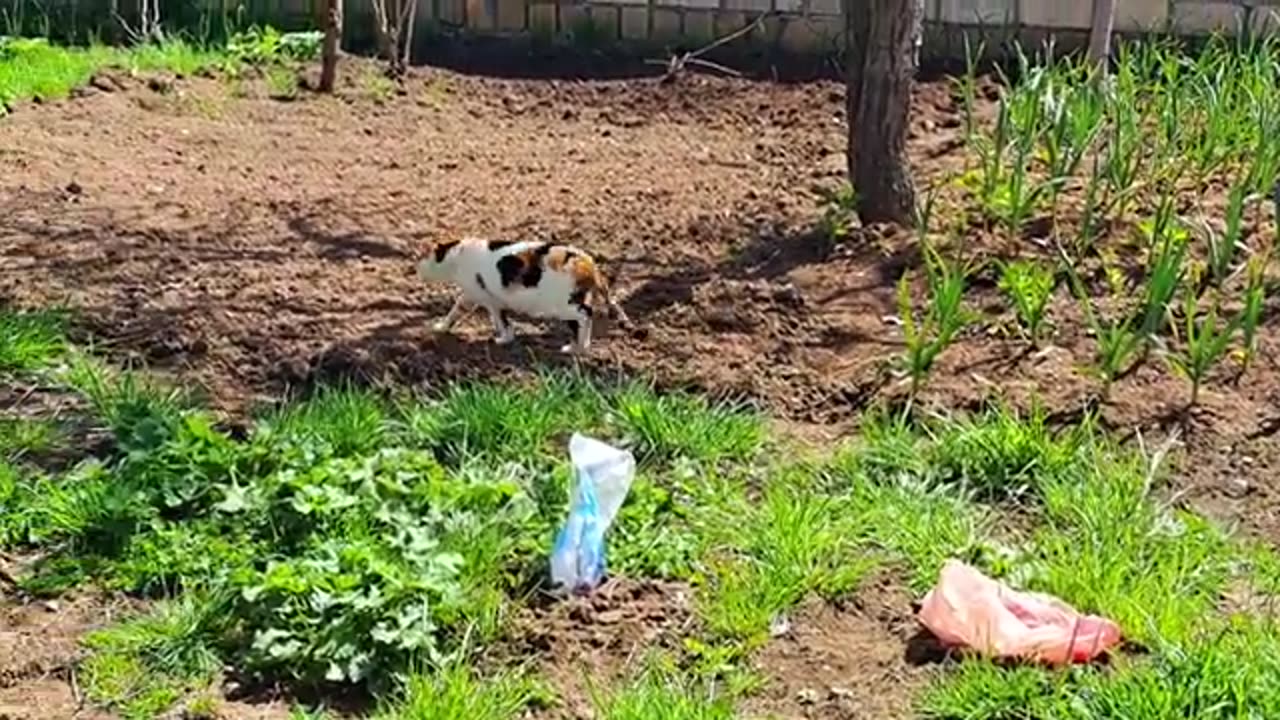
[549,433,636,595]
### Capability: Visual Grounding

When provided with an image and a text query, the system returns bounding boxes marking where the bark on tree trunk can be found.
[847,0,923,226]
[844,0,870,181]
[1088,0,1115,68]
[319,0,342,92]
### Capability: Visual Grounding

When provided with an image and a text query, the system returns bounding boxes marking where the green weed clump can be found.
[0,306,68,373]
[0,27,317,114]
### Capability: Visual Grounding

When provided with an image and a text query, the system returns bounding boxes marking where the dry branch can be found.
[645,12,774,83]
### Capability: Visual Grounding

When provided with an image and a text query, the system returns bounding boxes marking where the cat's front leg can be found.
[432,296,470,333]
[486,306,516,345]
[563,314,592,354]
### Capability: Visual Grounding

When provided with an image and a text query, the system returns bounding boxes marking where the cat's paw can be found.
[431,320,452,333]
[495,333,516,345]
[560,343,586,355]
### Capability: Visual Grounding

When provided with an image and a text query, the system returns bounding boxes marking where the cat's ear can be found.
[433,240,461,263]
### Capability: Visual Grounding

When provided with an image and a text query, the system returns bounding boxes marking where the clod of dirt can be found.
[88,70,130,93]
[146,75,175,94]
[500,580,692,718]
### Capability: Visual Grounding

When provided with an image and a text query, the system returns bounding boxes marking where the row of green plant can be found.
[894,216,1268,406]
[4,306,1280,719]
[956,35,1280,243]
[0,26,319,113]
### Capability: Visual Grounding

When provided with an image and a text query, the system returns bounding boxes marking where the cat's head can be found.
[416,240,461,282]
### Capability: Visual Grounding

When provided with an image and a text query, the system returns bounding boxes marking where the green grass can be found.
[2,353,1269,717]
[0,37,230,112]
[0,28,320,114]
[2,334,1278,719]
[369,662,551,720]
[0,306,68,373]
[0,416,60,459]
[81,592,228,719]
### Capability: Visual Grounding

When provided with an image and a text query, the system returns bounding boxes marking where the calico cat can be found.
[416,237,633,353]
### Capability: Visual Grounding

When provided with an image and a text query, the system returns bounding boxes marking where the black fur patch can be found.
[498,310,511,329]
[569,287,592,317]
[434,241,460,263]
[487,239,514,252]
[497,255,524,287]
[567,320,579,336]
[475,273,487,291]
[496,244,556,289]
[520,263,543,288]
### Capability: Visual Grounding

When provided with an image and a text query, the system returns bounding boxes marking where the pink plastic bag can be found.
[917,559,1122,665]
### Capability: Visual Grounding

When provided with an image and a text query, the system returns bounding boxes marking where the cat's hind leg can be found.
[486,306,516,345]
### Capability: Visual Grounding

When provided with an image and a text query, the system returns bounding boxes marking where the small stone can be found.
[40,600,60,613]
[829,686,854,700]
[769,615,792,638]
[797,688,819,705]
[595,610,625,625]
[1225,477,1250,498]
[64,181,82,195]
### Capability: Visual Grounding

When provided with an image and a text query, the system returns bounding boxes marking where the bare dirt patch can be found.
[0,592,134,720]
[500,579,695,718]
[743,581,936,720]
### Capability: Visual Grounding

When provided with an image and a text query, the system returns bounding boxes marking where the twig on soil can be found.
[645,12,773,83]
[1137,426,1182,500]
[69,664,83,709]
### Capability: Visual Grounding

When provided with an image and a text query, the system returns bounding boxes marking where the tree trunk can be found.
[844,0,870,181]
[319,0,342,92]
[1088,0,1115,68]
[848,0,923,226]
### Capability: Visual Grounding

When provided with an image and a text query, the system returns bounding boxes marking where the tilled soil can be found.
[2,57,1280,718]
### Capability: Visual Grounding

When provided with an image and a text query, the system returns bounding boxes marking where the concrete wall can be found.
[363,0,1280,56]
[8,0,1280,57]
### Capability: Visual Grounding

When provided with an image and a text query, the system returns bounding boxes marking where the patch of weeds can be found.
[226,25,322,66]
[215,447,550,685]
[853,479,994,592]
[998,259,1056,344]
[61,353,187,453]
[361,68,397,103]
[259,384,389,457]
[611,382,764,466]
[124,41,229,77]
[266,65,300,100]
[112,517,262,595]
[609,467,703,579]
[918,659,1072,718]
[182,690,221,719]
[419,76,449,110]
[817,183,858,241]
[1029,438,1235,645]
[0,416,60,460]
[924,402,1081,502]
[370,661,550,720]
[921,619,1280,719]
[896,244,973,397]
[594,659,737,720]
[0,306,67,373]
[81,592,229,720]
[698,468,874,643]
[414,373,604,464]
